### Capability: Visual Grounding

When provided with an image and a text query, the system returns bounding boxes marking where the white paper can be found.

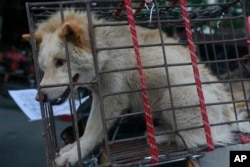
[8,89,89,121]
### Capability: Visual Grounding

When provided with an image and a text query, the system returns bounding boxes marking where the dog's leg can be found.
[55,92,102,166]
[55,92,127,166]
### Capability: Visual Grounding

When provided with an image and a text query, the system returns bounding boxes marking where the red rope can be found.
[180,0,214,151]
[163,0,180,12]
[124,0,158,163]
[112,1,125,16]
[240,134,250,144]
[134,1,145,14]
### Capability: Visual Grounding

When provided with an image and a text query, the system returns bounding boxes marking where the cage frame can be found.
[24,0,250,166]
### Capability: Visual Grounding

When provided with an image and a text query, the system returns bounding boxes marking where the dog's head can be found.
[23,10,95,105]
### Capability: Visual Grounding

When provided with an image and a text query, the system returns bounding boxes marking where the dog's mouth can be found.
[72,73,79,85]
[50,87,70,105]
[50,73,80,105]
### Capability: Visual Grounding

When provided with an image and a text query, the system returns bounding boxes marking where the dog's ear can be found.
[22,33,42,43]
[59,21,91,51]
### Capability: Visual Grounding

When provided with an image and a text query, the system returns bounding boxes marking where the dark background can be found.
[0,0,61,47]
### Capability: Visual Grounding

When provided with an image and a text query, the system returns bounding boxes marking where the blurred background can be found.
[0,1,69,167]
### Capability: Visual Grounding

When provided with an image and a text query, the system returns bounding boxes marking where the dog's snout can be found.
[35,92,47,102]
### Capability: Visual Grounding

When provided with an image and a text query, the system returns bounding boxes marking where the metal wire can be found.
[24,0,250,166]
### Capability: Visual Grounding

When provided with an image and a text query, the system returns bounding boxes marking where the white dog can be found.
[23,9,250,166]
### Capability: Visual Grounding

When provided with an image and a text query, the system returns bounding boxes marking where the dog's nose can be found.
[35,92,47,102]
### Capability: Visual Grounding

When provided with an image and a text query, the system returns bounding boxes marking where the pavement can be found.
[0,81,69,167]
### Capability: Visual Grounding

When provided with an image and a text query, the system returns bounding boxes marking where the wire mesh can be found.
[24,0,250,166]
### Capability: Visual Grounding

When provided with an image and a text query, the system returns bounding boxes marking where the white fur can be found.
[30,10,249,166]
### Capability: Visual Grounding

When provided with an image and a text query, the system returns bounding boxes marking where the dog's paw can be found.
[55,150,78,167]
[59,143,75,154]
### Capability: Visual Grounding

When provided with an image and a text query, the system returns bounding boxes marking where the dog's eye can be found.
[55,59,66,67]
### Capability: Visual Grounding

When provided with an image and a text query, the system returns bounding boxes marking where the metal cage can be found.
[24,0,250,166]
